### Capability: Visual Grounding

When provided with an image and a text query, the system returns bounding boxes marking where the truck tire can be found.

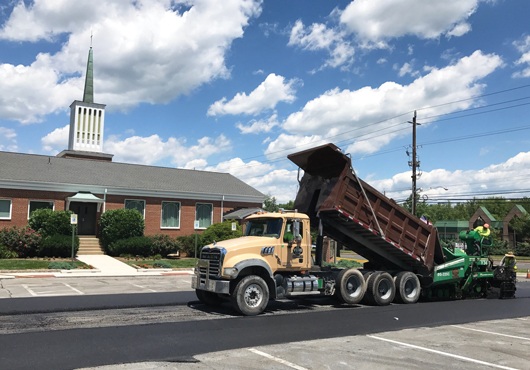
[231,275,269,316]
[393,272,421,304]
[335,268,366,304]
[364,272,395,306]
[196,289,223,306]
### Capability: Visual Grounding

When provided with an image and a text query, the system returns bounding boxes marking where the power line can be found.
[210,83,530,167]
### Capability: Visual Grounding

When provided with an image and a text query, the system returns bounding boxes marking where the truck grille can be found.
[199,248,222,277]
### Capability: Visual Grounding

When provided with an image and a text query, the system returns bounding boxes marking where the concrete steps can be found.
[78,236,104,255]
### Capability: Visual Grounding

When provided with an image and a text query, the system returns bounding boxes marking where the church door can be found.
[70,202,97,235]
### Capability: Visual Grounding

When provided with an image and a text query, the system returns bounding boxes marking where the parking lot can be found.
[74,316,530,370]
[0,275,193,298]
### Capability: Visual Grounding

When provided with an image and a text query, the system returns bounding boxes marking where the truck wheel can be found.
[393,272,420,304]
[196,289,223,306]
[364,272,395,306]
[335,268,366,304]
[231,275,269,316]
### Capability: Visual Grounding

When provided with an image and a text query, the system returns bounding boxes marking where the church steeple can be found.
[60,45,109,158]
[82,47,94,103]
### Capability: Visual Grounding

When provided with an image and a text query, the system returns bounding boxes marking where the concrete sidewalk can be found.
[0,255,193,279]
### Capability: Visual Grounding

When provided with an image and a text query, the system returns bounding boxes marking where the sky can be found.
[1,0,530,205]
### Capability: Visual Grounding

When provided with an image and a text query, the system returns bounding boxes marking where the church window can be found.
[28,200,54,219]
[195,203,213,229]
[125,199,145,218]
[161,202,180,228]
[0,199,12,219]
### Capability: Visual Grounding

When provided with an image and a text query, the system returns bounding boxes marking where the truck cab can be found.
[192,212,313,315]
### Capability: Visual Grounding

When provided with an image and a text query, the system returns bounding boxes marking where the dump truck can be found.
[192,143,516,315]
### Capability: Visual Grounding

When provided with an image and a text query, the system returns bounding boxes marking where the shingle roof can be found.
[224,207,263,219]
[0,151,265,200]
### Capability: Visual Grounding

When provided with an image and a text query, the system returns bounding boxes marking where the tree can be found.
[263,195,279,212]
[509,213,530,242]
[278,200,294,210]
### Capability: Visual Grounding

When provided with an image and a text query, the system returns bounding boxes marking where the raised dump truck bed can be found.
[288,143,445,275]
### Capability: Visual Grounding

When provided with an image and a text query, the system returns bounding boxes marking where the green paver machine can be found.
[429,230,516,299]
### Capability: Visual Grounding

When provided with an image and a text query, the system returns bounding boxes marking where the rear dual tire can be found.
[335,268,366,304]
[364,272,395,306]
[393,271,421,304]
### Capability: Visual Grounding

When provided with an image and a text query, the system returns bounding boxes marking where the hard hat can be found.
[484,223,490,228]
[505,251,514,257]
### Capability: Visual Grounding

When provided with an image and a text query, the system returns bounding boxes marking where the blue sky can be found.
[1,0,530,203]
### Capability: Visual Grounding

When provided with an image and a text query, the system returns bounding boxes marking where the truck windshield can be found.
[245,218,283,238]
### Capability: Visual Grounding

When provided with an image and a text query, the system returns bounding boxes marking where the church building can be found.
[0,48,264,241]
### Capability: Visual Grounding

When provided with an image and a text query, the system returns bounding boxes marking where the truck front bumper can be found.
[191,275,230,294]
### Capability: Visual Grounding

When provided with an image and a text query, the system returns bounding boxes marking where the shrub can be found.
[487,239,509,256]
[515,242,530,257]
[0,244,18,259]
[28,209,75,237]
[153,261,172,268]
[200,221,242,248]
[177,234,198,257]
[99,209,145,249]
[148,234,180,257]
[48,261,77,270]
[107,236,153,257]
[39,235,79,258]
[0,226,41,258]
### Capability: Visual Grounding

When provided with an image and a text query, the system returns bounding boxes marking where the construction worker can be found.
[283,223,294,243]
[474,223,491,237]
[502,251,517,279]
[471,223,490,256]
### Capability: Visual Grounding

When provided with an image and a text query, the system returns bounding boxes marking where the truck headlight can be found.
[223,267,238,277]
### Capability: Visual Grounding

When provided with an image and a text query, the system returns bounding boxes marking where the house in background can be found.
[434,205,527,245]
[0,47,264,247]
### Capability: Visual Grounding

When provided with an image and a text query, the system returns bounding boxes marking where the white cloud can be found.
[264,133,324,160]
[288,19,354,70]
[377,58,387,64]
[397,62,419,77]
[0,126,18,152]
[276,51,502,155]
[0,0,263,123]
[41,124,69,152]
[369,151,530,201]
[245,169,299,203]
[205,157,274,178]
[104,133,231,166]
[340,0,481,44]
[236,113,279,134]
[446,22,472,38]
[207,73,299,116]
[512,35,530,78]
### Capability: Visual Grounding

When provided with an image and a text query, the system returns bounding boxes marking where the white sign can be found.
[232,222,237,231]
[70,214,78,225]
[194,220,200,230]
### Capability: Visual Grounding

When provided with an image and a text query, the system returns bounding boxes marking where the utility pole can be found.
[408,111,421,216]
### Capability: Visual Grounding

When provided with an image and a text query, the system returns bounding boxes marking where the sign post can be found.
[70,214,78,263]
[232,222,236,238]
[194,220,200,261]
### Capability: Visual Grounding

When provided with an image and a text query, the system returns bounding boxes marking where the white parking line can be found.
[248,348,308,370]
[63,283,84,295]
[21,285,38,297]
[130,283,157,293]
[452,325,530,341]
[368,335,520,370]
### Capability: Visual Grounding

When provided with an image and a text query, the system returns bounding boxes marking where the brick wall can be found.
[1,187,260,238]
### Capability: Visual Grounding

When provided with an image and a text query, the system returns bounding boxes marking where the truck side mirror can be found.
[293,219,301,240]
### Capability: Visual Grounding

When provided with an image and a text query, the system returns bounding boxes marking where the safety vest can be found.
[504,257,517,271]
[474,226,491,237]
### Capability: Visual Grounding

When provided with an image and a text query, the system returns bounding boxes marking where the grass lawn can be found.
[124,258,196,268]
[0,259,88,270]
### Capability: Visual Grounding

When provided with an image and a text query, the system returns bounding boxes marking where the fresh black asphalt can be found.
[1,283,529,370]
